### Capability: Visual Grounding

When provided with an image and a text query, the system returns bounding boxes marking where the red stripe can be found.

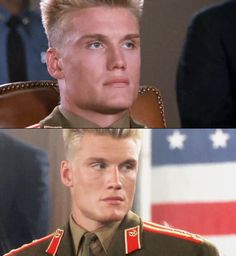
[143,224,202,244]
[152,202,236,235]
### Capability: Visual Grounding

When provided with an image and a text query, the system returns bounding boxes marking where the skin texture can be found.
[47,6,141,127]
[60,134,141,231]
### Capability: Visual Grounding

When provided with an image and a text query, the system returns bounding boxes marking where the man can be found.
[176,0,236,128]
[0,0,52,83]
[0,132,50,255]
[5,129,219,256]
[33,0,144,128]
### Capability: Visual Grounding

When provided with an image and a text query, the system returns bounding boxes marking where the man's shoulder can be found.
[142,221,219,255]
[3,233,53,256]
[193,0,236,25]
[28,106,145,128]
[130,117,145,128]
[27,106,64,128]
[0,132,45,156]
[3,229,65,256]
[142,221,203,244]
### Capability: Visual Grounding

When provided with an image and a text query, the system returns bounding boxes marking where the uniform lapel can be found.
[106,211,143,256]
[56,223,75,256]
[45,222,75,256]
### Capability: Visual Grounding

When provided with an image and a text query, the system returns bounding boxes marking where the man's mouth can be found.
[103,78,129,87]
[101,196,124,204]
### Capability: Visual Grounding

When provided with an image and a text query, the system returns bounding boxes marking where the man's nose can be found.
[107,45,127,71]
[107,166,122,190]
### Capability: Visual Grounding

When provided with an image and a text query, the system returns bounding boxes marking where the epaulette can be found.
[3,233,53,256]
[46,229,64,255]
[143,221,203,244]
[26,123,40,128]
[26,123,62,128]
[124,225,141,254]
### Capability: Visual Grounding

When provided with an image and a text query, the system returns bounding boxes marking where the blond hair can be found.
[40,0,144,47]
[63,128,141,159]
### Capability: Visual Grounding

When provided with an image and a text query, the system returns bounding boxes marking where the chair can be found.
[0,81,166,128]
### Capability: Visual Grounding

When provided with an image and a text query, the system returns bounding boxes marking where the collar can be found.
[69,216,85,255]
[46,211,142,256]
[59,106,131,128]
[69,215,121,255]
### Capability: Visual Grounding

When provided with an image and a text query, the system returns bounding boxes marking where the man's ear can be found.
[60,160,73,187]
[46,47,64,79]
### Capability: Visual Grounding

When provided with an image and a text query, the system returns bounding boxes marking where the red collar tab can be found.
[124,225,141,254]
[46,229,64,256]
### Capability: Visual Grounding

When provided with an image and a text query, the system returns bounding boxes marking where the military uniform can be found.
[4,211,219,256]
[29,106,144,128]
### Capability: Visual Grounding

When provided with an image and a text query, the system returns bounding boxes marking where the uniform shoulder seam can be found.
[3,233,53,255]
[143,221,203,244]
[26,123,40,128]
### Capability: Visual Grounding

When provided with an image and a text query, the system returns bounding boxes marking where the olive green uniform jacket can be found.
[29,106,144,128]
[4,211,219,256]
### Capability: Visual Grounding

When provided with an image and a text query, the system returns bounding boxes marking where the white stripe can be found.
[205,235,236,256]
[138,129,152,220]
[151,162,236,203]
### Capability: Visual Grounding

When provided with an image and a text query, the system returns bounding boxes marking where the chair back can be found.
[0,81,166,128]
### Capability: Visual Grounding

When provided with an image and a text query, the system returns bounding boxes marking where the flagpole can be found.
[138,128,152,221]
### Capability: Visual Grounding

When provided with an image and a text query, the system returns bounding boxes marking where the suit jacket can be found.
[0,133,50,255]
[4,211,219,256]
[176,0,236,127]
[0,6,52,83]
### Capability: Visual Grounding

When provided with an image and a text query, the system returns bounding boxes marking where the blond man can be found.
[32,0,144,128]
[5,129,219,256]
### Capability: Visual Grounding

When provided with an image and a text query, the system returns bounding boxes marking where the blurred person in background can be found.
[176,0,236,128]
[0,132,50,255]
[0,0,52,83]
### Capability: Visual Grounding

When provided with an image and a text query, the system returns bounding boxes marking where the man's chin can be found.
[95,102,133,115]
[100,211,126,223]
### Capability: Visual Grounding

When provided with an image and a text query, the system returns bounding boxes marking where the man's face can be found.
[61,133,140,230]
[50,6,140,115]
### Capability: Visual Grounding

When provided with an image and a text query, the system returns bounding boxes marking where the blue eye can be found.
[88,41,103,49]
[91,162,106,170]
[121,162,136,172]
[122,41,135,49]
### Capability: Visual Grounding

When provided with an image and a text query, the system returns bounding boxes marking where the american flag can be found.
[151,129,236,256]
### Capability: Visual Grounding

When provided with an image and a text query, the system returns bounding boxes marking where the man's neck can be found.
[71,212,106,232]
[61,105,129,128]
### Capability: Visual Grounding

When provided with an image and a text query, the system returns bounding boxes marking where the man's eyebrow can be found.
[87,157,107,162]
[77,33,140,42]
[122,159,138,164]
[123,34,140,40]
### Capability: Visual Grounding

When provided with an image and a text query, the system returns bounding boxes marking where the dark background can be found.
[31,0,223,127]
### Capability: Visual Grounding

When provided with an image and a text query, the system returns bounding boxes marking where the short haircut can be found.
[40,0,144,47]
[63,128,142,160]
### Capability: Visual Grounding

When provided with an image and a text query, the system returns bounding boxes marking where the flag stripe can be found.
[152,164,236,203]
[152,202,236,235]
[152,129,236,165]
[205,235,236,256]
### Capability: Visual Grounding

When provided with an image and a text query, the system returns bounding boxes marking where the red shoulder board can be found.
[143,221,203,244]
[46,229,64,256]
[26,123,40,128]
[124,225,141,254]
[3,233,53,256]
